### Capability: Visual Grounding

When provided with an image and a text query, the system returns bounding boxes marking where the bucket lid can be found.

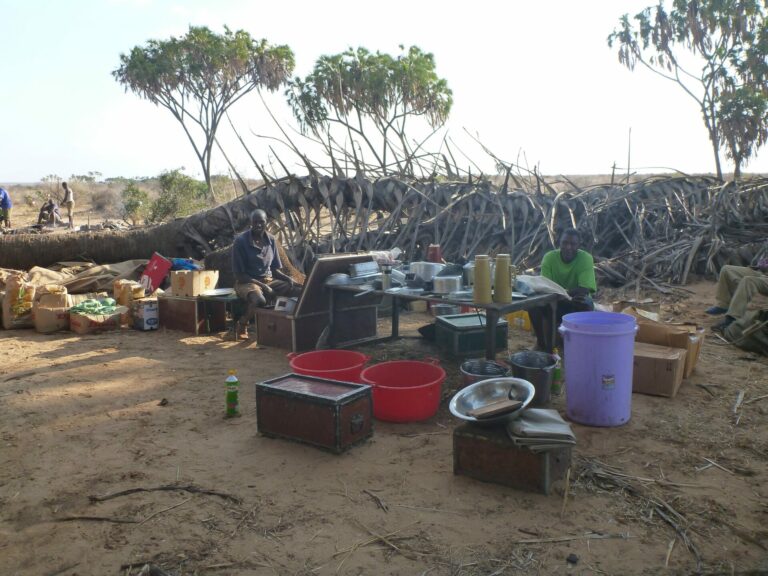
[561,311,637,335]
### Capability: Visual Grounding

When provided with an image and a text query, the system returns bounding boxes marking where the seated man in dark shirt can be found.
[231,209,303,339]
[38,198,61,227]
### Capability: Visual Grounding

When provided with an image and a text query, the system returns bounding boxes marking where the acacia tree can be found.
[608,1,768,179]
[113,26,295,199]
[286,46,452,177]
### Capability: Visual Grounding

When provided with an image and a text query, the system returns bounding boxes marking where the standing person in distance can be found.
[231,209,303,340]
[529,228,597,350]
[0,186,11,229]
[62,181,75,229]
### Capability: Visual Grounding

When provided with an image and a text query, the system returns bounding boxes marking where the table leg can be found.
[485,309,500,360]
[391,296,400,338]
[547,301,558,353]
[328,289,337,347]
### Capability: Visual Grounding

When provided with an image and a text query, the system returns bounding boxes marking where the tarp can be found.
[2,260,148,294]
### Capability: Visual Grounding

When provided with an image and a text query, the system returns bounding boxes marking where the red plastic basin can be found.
[287,350,370,383]
[360,360,445,422]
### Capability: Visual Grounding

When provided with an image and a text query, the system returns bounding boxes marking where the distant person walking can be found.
[62,181,75,228]
[0,186,12,228]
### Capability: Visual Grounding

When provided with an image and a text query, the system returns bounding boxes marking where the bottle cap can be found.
[228,369,237,376]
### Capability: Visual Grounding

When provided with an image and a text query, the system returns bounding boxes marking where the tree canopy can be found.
[286,46,453,177]
[608,0,768,179]
[113,26,295,198]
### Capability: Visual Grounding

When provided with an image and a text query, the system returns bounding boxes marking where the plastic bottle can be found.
[551,348,564,396]
[225,369,240,418]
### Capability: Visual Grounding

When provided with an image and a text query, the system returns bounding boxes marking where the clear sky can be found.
[2,0,766,184]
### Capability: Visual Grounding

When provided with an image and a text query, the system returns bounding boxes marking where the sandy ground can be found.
[1,281,766,576]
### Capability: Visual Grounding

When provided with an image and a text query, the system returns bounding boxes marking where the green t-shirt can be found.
[541,249,596,293]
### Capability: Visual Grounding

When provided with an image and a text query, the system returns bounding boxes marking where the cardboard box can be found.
[132,299,159,331]
[37,293,69,308]
[170,270,219,298]
[612,299,661,315]
[33,306,70,333]
[624,308,704,378]
[139,252,172,293]
[633,342,687,397]
[69,309,124,335]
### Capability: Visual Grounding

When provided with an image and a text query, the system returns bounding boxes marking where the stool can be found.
[453,423,571,494]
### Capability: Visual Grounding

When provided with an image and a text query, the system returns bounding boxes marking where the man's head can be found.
[62,182,68,189]
[250,209,268,237]
[559,228,581,263]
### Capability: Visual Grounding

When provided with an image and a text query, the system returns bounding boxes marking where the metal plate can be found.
[200,288,235,297]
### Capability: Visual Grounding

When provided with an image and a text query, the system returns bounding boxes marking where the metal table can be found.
[327,285,562,359]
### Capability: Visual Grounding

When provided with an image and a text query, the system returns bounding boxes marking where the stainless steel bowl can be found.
[449,377,535,426]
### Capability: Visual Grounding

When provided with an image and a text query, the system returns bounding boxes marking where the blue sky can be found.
[2,0,766,184]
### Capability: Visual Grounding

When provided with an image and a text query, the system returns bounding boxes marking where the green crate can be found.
[435,313,508,357]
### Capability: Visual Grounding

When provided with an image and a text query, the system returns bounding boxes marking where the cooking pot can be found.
[459,358,511,387]
[410,261,445,282]
[464,260,495,287]
[432,275,463,294]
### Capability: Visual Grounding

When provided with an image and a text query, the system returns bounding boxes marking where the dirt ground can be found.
[1,280,766,576]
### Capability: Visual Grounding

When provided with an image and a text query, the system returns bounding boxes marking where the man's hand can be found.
[568,286,590,302]
[262,284,274,296]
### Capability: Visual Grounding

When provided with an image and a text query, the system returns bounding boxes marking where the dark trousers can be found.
[529,297,594,349]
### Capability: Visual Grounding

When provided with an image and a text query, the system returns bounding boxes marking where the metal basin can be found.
[449,377,535,426]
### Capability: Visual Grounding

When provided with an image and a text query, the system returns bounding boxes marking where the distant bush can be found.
[120,183,149,225]
[148,170,208,223]
[91,188,120,214]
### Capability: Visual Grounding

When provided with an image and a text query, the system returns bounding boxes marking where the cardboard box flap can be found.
[623,307,704,378]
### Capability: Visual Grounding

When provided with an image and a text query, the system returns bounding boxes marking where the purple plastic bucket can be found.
[559,312,637,427]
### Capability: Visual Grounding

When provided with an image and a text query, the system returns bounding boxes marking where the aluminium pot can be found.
[410,261,445,282]
[459,358,512,387]
[432,275,463,294]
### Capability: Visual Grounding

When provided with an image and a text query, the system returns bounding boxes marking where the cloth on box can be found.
[171,258,201,271]
[507,408,576,453]
[515,275,570,299]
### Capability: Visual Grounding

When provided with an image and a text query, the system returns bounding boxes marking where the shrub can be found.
[120,183,149,225]
[91,188,119,213]
[148,170,208,223]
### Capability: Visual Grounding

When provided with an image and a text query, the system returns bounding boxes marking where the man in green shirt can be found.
[530,228,597,349]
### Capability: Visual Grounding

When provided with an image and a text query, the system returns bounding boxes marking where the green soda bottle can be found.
[225,369,240,418]
[551,348,564,396]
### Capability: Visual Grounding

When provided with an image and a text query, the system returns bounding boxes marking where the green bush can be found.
[121,183,149,225]
[148,170,208,223]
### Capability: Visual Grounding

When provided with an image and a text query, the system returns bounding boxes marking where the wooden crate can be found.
[256,374,373,453]
[453,423,571,494]
[158,295,226,335]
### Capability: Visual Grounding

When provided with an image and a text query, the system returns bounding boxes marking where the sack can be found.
[724,309,768,355]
